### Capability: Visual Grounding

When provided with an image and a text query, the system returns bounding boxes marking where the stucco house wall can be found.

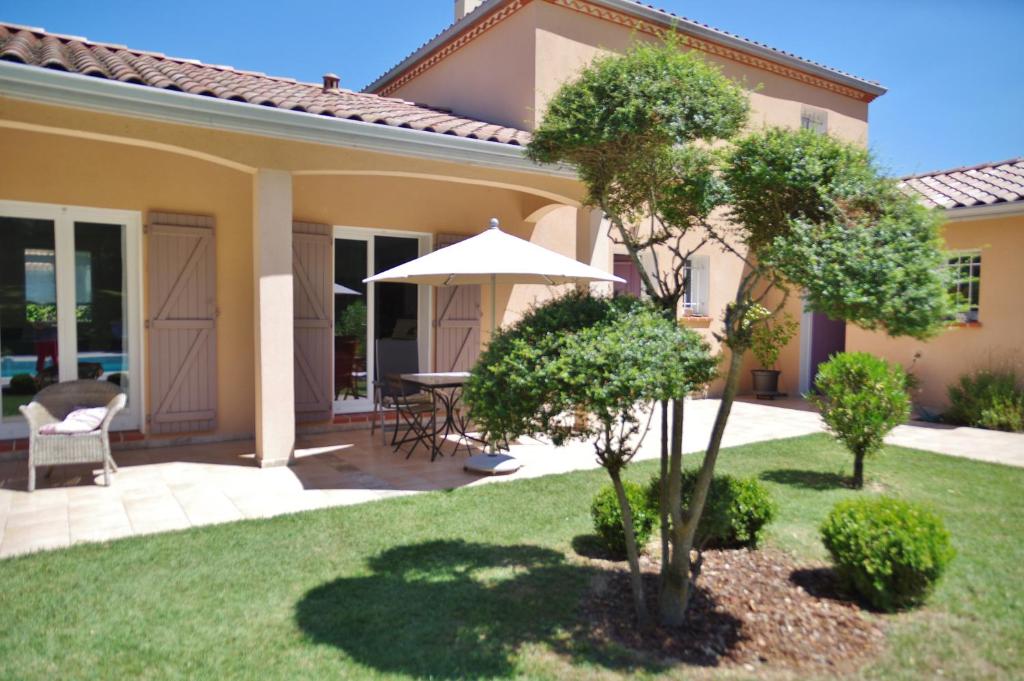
[846,211,1024,412]
[378,0,878,396]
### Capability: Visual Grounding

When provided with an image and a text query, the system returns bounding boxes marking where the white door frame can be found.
[331,225,432,414]
[0,199,145,438]
[798,297,814,396]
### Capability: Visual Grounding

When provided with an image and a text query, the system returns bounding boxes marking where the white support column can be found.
[253,169,295,467]
[576,207,612,296]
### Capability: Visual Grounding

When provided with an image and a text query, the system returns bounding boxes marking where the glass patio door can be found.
[0,202,142,438]
[333,228,430,414]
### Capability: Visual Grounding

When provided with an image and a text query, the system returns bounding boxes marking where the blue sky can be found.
[4,0,1022,177]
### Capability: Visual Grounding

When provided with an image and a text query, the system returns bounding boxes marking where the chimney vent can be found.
[455,0,485,21]
[322,73,340,92]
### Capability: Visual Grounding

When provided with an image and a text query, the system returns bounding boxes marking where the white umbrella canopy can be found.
[364,219,625,289]
[333,283,361,296]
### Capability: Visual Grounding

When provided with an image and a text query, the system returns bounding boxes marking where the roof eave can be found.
[0,61,574,179]
[365,0,887,100]
[942,201,1024,222]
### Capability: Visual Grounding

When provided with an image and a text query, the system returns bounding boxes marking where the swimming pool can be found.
[1,353,126,379]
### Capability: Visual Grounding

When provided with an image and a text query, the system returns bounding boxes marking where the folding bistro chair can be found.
[371,339,431,445]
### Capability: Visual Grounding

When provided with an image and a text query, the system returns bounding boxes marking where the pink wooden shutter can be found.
[293,222,333,422]
[147,212,217,434]
[434,234,481,372]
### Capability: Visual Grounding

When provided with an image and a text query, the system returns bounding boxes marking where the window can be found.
[1,202,142,438]
[948,251,981,322]
[682,256,710,316]
[800,106,828,134]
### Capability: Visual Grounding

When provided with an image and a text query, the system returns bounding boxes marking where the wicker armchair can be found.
[19,380,127,491]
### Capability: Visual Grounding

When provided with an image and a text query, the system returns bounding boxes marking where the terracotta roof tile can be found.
[899,158,1024,210]
[0,22,531,147]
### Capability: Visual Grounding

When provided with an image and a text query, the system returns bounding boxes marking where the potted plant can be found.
[748,305,798,397]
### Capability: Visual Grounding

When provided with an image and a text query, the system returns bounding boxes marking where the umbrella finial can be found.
[489,218,500,230]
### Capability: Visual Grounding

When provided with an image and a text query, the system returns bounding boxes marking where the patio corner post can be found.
[576,207,612,296]
[253,169,296,467]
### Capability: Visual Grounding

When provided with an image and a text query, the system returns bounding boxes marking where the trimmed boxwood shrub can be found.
[590,481,656,559]
[8,373,36,395]
[821,496,955,611]
[648,471,777,549]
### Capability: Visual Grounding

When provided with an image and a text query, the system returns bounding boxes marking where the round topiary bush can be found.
[821,496,955,611]
[8,373,37,395]
[648,471,777,549]
[591,481,656,559]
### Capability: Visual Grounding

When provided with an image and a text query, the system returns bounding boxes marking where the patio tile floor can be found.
[1,397,1019,559]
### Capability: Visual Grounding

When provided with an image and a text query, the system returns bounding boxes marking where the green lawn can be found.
[0,434,1021,680]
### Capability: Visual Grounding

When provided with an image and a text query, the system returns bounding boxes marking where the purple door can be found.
[809,312,846,389]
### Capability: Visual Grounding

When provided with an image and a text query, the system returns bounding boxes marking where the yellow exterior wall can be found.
[0,127,257,437]
[847,213,1024,412]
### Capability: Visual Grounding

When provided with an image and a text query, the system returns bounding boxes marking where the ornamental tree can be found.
[528,39,954,627]
[464,292,717,625]
[811,352,912,488]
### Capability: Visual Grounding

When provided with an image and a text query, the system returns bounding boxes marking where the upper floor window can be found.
[948,251,981,322]
[801,106,828,134]
[682,256,710,316]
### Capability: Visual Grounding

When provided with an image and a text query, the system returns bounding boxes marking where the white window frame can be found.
[0,200,144,439]
[682,255,710,316]
[800,106,829,134]
[948,250,981,323]
[332,225,432,414]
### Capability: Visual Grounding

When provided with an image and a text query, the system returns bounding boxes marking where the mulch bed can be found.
[581,547,885,674]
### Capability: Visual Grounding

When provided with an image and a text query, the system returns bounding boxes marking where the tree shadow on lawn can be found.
[760,468,849,490]
[295,540,740,678]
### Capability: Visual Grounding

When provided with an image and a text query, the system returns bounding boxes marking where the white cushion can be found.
[40,407,108,435]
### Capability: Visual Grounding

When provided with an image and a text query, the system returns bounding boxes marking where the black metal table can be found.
[400,372,479,460]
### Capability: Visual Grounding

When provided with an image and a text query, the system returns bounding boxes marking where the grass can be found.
[0,433,1021,680]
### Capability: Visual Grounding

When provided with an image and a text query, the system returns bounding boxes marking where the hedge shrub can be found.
[946,369,1024,433]
[590,481,656,559]
[821,496,955,611]
[648,471,777,549]
[8,373,36,395]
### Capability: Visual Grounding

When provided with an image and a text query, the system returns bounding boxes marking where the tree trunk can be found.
[659,400,670,581]
[853,452,865,488]
[658,397,688,625]
[608,467,651,627]
[672,347,746,613]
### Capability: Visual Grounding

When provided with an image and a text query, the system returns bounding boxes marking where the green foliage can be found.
[8,373,37,395]
[336,300,367,339]
[647,471,777,548]
[812,352,911,460]
[25,303,57,323]
[590,481,656,558]
[747,305,798,369]
[821,496,955,611]
[723,127,885,251]
[946,369,1024,432]
[464,292,718,455]
[528,39,748,190]
[766,198,955,340]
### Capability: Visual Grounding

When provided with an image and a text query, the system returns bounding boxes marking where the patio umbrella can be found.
[333,283,361,295]
[364,218,623,336]
[364,218,623,474]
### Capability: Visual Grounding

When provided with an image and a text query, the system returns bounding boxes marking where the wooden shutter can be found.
[434,234,481,372]
[147,212,217,434]
[292,222,334,422]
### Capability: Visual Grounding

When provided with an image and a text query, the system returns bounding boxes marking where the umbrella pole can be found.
[489,273,497,455]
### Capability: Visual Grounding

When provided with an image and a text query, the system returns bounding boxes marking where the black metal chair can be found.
[371,339,431,446]
[384,375,440,458]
